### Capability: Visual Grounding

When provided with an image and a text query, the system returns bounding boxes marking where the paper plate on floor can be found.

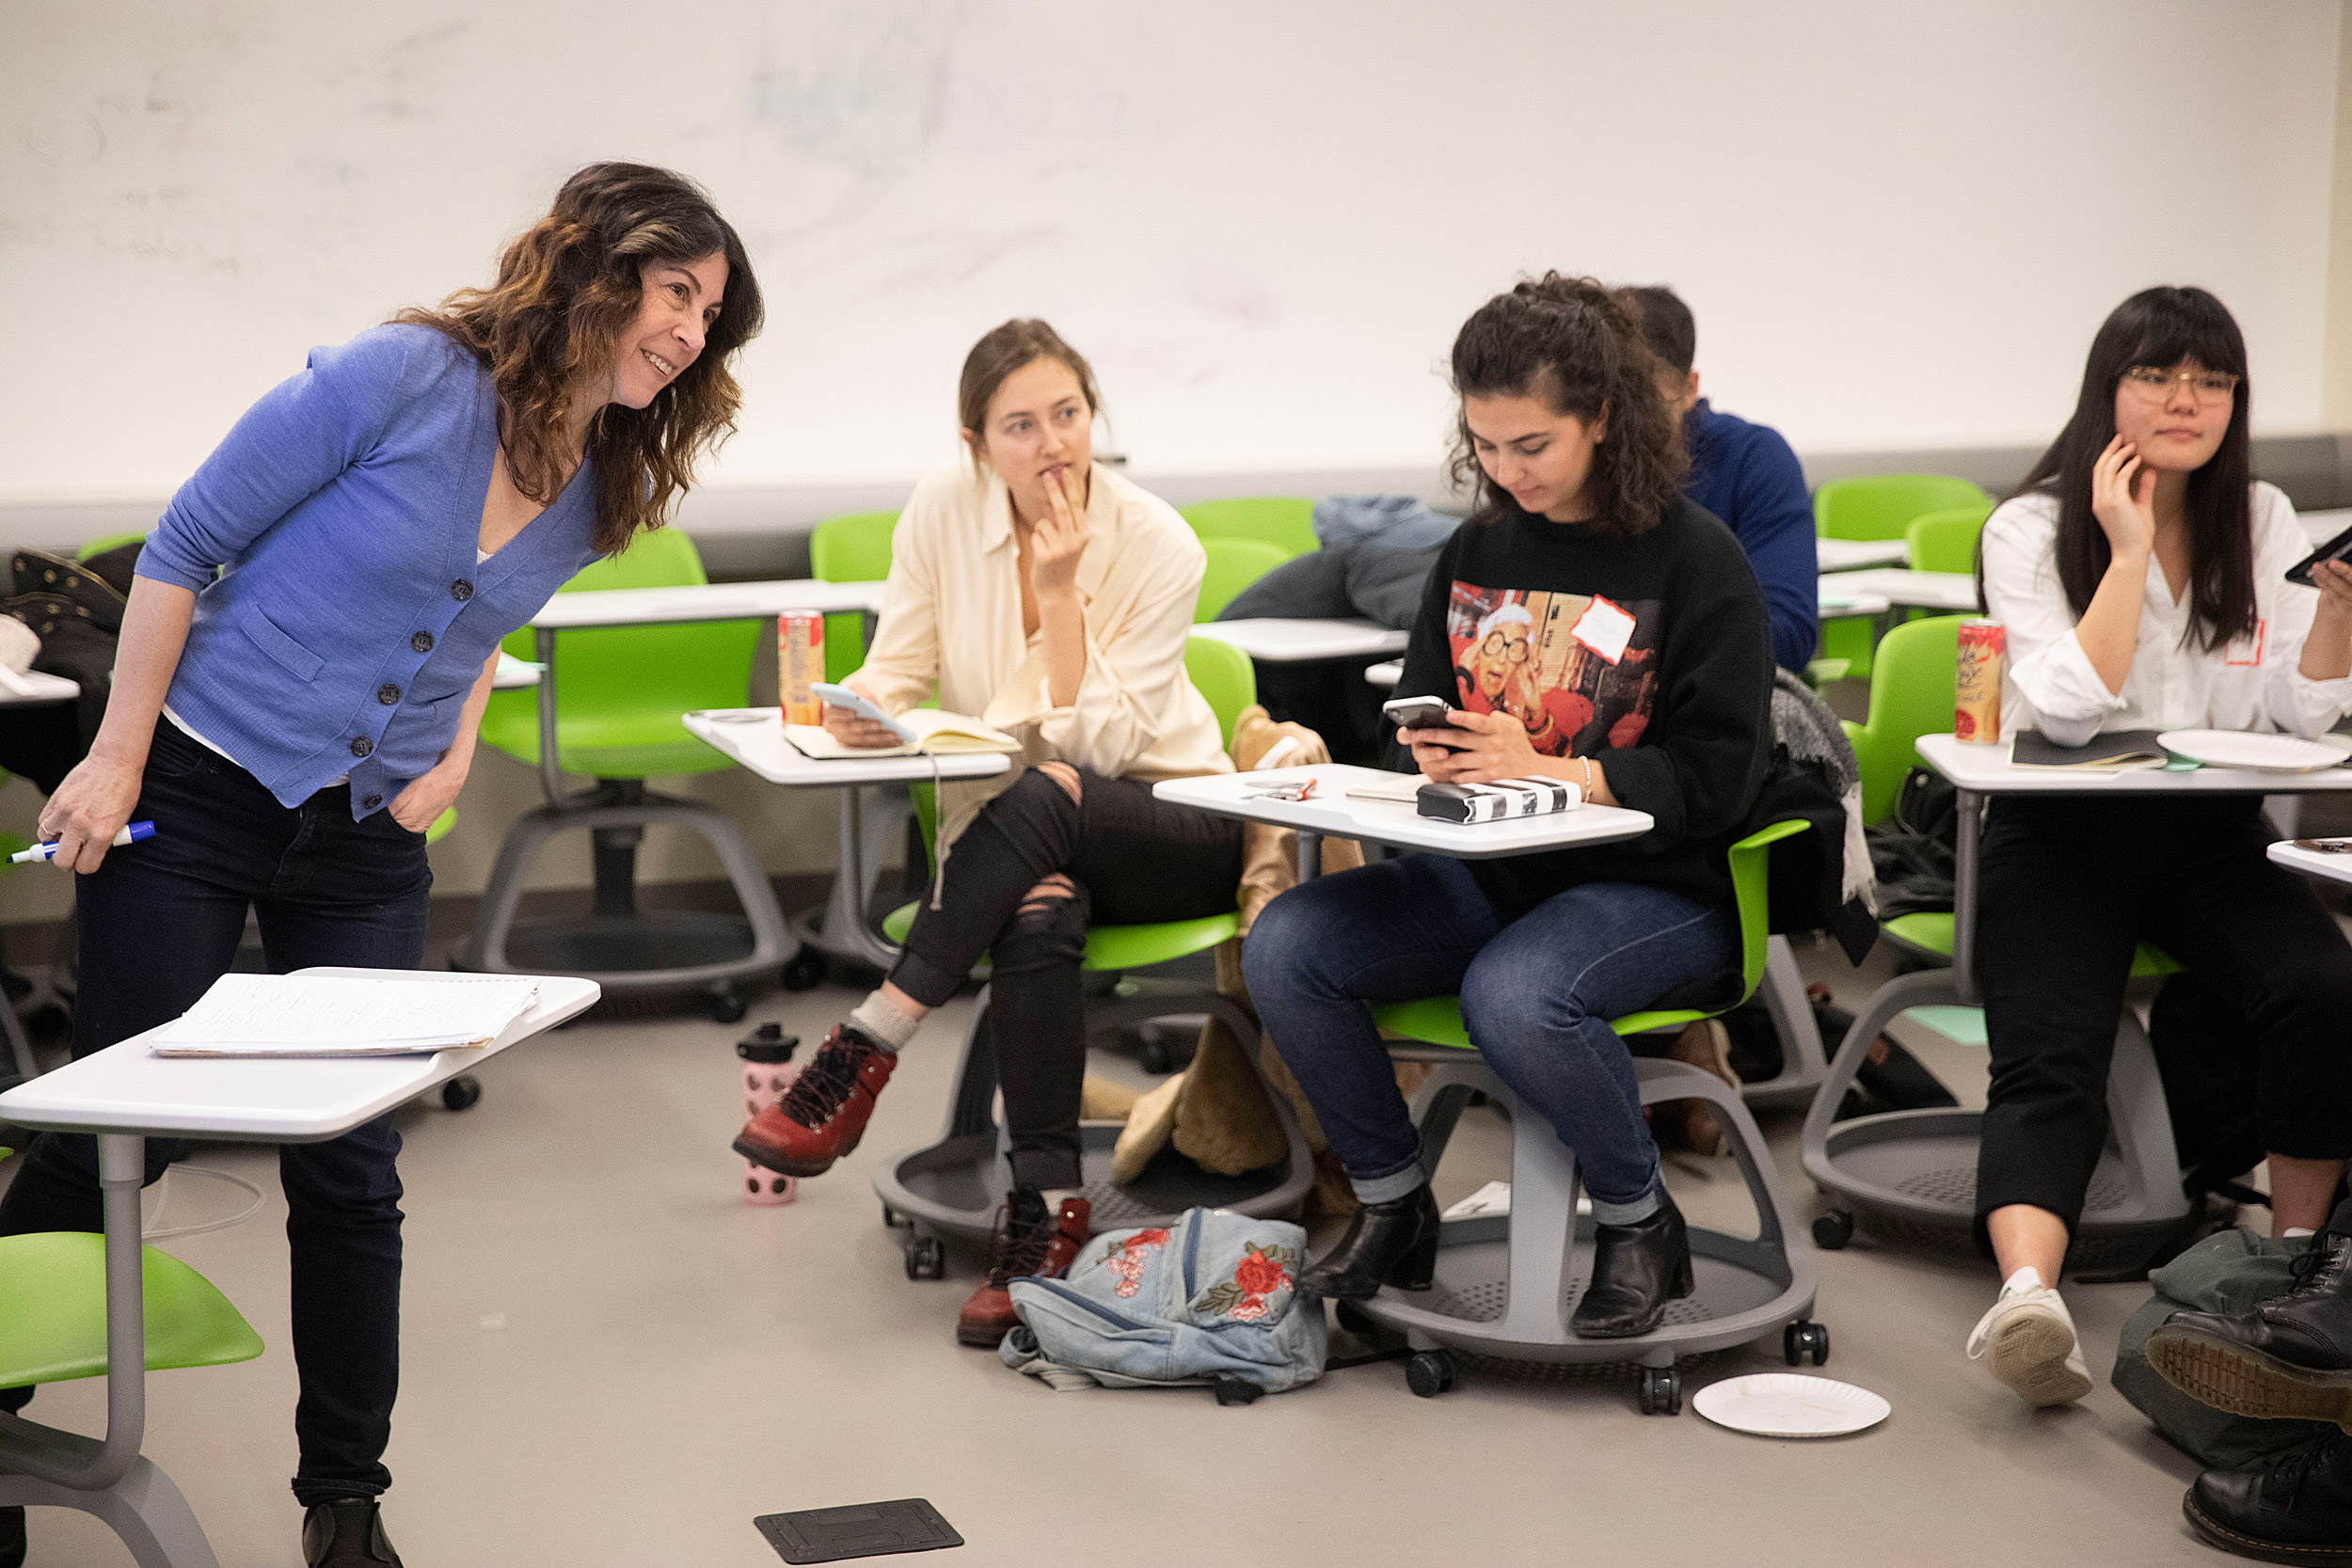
[1691,1373,1890,1438]
[2157,730,2352,772]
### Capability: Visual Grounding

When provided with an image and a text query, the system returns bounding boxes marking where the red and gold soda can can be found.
[780,611,825,727]
[1955,618,2006,745]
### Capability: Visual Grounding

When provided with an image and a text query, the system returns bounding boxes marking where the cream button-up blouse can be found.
[851,461,1233,851]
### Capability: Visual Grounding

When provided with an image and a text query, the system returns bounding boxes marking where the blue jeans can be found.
[1242,855,1736,1222]
[0,717,429,1505]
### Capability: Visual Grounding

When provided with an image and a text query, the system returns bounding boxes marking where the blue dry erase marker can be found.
[11,821,156,864]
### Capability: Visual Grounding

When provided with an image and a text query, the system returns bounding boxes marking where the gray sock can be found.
[848,990,921,1054]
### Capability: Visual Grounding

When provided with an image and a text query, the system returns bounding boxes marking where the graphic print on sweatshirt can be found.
[1448,579,1663,757]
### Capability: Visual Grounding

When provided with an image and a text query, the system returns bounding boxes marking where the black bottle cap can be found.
[736,1022,800,1064]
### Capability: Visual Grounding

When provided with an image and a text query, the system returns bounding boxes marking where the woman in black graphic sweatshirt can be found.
[1243,275,1772,1338]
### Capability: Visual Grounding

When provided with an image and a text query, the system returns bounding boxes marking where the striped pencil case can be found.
[1416,778,1583,823]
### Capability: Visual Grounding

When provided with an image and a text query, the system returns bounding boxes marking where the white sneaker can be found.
[1966,1282,2093,1407]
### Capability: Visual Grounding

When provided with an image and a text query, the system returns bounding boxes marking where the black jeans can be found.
[890,768,1243,1190]
[1973,794,2352,1250]
[0,717,430,1504]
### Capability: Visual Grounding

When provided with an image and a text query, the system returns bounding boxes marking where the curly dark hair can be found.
[394,162,764,553]
[1447,273,1685,537]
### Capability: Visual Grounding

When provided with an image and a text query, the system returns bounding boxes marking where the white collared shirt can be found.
[1981,482,2352,747]
[855,460,1232,848]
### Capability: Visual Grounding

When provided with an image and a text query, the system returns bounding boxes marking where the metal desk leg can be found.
[794,785,912,972]
[1950,788,1983,1005]
[1296,830,1321,883]
[0,1132,220,1567]
[532,626,565,808]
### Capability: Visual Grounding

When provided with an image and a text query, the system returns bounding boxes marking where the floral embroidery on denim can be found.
[1105,1228,1170,1298]
[1191,1241,1301,1323]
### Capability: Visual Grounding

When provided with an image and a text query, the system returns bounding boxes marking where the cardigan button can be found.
[452,579,474,602]
[377,683,401,705]
[361,795,382,809]
[411,630,435,654]
[349,736,373,759]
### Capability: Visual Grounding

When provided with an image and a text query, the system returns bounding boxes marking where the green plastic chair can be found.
[75,532,147,562]
[476,529,759,779]
[883,634,1256,973]
[1196,537,1291,623]
[0,1230,262,1389]
[1813,475,1992,543]
[1179,498,1318,560]
[1903,503,1994,576]
[809,510,899,683]
[424,808,456,845]
[1371,819,1808,1052]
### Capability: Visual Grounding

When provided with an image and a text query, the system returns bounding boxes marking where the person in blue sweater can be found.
[0,164,761,1568]
[1630,287,1819,673]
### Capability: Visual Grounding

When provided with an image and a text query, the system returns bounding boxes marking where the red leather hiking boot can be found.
[733,1024,896,1178]
[957,1188,1091,1348]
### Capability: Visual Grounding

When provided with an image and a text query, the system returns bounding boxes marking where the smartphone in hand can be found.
[1383,695,1470,750]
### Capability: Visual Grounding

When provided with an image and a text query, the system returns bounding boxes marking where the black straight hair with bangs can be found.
[2002,286,2255,650]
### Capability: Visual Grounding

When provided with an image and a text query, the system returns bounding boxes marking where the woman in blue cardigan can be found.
[0,163,761,1568]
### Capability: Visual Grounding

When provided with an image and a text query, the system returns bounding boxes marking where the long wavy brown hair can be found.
[394,163,764,553]
[1448,273,1686,538]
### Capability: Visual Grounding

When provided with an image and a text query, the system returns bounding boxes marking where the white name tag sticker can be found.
[2225,619,2266,668]
[1568,595,1637,664]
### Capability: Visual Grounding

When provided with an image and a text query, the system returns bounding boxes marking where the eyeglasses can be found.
[2120,365,2240,404]
[1479,631,1531,664]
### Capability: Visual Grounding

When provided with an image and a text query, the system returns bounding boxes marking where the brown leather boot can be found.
[957,1188,1091,1348]
[733,1024,896,1178]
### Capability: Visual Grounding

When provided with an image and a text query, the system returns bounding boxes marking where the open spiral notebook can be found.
[148,974,541,1057]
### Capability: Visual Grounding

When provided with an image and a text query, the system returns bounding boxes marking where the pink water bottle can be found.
[739,1024,802,1207]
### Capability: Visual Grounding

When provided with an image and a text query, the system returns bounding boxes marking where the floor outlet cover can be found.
[755,1499,964,1562]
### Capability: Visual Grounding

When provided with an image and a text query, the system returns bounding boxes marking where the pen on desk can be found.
[11,821,156,864]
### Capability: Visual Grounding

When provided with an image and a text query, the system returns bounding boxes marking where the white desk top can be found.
[1154,763,1652,858]
[0,667,79,706]
[684,708,1014,787]
[1823,568,1981,611]
[0,970,601,1142]
[492,652,542,689]
[2271,838,2352,883]
[1364,658,1403,689]
[1191,618,1410,663]
[1917,732,2352,796]
[1817,586,1892,617]
[1818,538,1909,572]
[526,578,885,631]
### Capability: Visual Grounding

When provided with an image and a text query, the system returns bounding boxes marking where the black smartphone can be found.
[1382,695,1470,751]
[2286,521,2352,587]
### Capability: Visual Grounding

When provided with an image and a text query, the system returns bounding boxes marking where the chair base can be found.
[788,784,914,976]
[1351,1059,1818,1387]
[1737,936,1828,1110]
[457,785,794,997]
[0,1451,216,1568]
[873,977,1313,1259]
[1800,969,2192,1270]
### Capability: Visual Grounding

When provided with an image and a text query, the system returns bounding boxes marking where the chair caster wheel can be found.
[440,1075,482,1112]
[1638,1365,1682,1416]
[1406,1349,1459,1398]
[706,989,749,1024]
[1812,1209,1855,1250]
[1136,1032,1175,1074]
[882,1202,913,1229]
[781,951,827,991]
[904,1235,946,1280]
[1334,1301,1378,1337]
[1784,1319,1831,1367]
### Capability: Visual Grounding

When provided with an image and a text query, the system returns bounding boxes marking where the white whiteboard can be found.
[0,0,2339,505]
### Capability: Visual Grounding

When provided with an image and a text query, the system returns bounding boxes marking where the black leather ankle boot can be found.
[0,1505,24,1568]
[1298,1184,1440,1301]
[2187,1428,2352,1564]
[1572,1190,1693,1338]
[303,1498,403,1567]
[2150,1229,2352,1424]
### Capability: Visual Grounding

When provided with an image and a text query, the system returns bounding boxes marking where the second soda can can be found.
[781,611,825,728]
[1955,618,2005,745]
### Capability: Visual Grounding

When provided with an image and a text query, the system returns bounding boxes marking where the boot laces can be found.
[2268,1427,2351,1502]
[777,1032,869,1125]
[984,1202,1059,1290]
[2286,1232,2352,1296]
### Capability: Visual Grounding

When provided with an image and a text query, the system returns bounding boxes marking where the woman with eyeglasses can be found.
[1963,286,2352,1412]
[1241,275,1773,1337]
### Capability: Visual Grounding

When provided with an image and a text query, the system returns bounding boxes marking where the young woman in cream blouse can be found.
[1964,285,2352,1411]
[734,318,1237,1346]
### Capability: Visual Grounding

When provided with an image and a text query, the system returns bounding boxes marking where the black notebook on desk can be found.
[2009,728,2168,771]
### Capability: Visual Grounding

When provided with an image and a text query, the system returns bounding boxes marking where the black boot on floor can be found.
[1297,1184,1439,1302]
[0,1504,23,1568]
[2150,1230,2352,1425]
[2187,1428,2352,1565]
[304,1498,404,1567]
[1572,1189,1693,1339]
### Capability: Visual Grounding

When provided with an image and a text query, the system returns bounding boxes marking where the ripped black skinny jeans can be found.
[890,767,1244,1190]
